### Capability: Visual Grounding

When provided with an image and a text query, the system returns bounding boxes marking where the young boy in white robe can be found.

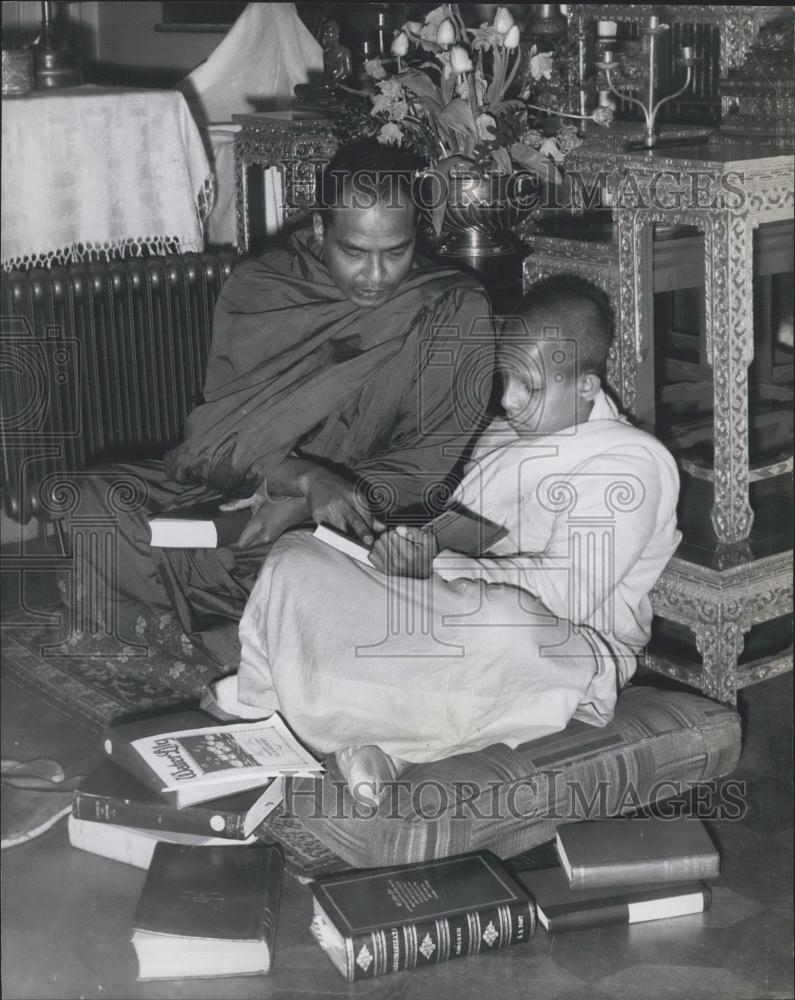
[215,276,682,802]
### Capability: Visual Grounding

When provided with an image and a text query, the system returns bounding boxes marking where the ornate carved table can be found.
[232,112,337,253]
[531,139,793,543]
[610,142,792,544]
[523,138,793,705]
[643,548,792,705]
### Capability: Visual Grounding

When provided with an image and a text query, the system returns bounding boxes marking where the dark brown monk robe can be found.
[63,227,493,667]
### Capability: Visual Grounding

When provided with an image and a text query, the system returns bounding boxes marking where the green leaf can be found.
[491,146,513,174]
[492,98,526,115]
[439,97,478,137]
[510,142,563,185]
[408,92,445,119]
[440,69,455,105]
[400,69,443,108]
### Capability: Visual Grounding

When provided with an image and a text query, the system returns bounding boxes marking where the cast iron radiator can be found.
[0,250,237,524]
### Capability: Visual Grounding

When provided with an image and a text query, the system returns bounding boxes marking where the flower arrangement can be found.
[349,4,613,236]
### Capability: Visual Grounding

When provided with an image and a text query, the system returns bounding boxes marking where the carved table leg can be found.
[233,148,250,256]
[708,211,754,542]
[694,618,746,707]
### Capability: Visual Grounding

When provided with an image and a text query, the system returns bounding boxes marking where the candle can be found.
[602,49,615,64]
[597,20,617,38]
[680,46,695,61]
[648,16,659,29]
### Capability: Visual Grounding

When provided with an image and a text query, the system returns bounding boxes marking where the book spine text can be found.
[71,793,246,839]
[345,901,535,981]
[570,855,719,889]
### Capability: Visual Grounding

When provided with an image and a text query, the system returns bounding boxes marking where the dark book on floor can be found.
[72,760,283,839]
[518,866,712,933]
[555,817,720,889]
[132,842,283,980]
[103,710,322,808]
[313,505,508,565]
[148,500,253,548]
[309,850,536,981]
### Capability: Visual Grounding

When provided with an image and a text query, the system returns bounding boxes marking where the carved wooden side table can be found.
[556,140,794,544]
[522,141,793,704]
[232,112,338,254]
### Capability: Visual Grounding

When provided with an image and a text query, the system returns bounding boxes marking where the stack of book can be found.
[306,817,719,982]
[68,709,323,869]
[66,709,324,980]
[518,816,719,934]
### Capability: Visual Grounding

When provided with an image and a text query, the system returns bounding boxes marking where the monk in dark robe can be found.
[63,141,494,668]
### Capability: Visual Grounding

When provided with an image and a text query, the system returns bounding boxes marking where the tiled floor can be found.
[1,587,792,1000]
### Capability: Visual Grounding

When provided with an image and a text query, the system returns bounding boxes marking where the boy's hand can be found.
[302,468,385,545]
[369,525,438,578]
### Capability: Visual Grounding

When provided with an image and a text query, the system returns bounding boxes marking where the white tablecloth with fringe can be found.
[1,86,213,271]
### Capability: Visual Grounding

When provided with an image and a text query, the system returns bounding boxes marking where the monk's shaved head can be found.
[318,139,423,223]
[507,276,614,381]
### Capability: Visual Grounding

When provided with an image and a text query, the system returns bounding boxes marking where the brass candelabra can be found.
[598,16,699,149]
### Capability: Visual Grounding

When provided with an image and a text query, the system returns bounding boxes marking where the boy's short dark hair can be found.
[318,139,424,223]
[510,275,615,382]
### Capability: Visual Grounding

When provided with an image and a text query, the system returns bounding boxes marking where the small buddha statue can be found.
[294,18,352,105]
[320,19,352,86]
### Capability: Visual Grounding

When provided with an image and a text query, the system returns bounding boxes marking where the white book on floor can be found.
[67,815,259,870]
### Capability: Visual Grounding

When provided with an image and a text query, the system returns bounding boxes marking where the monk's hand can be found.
[302,467,385,545]
[235,494,310,549]
[369,525,438,577]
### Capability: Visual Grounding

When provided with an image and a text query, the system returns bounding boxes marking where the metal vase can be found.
[419,171,541,259]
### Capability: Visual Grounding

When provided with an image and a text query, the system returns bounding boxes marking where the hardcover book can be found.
[518,866,712,933]
[67,815,259,870]
[103,710,322,808]
[555,817,720,889]
[310,850,536,981]
[148,500,253,548]
[313,505,508,565]
[132,843,283,980]
[72,760,284,839]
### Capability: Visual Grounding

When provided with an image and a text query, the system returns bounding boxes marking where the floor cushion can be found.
[287,685,741,867]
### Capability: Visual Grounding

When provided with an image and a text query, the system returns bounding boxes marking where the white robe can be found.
[236,392,681,762]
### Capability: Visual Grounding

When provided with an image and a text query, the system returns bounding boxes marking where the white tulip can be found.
[436,18,456,47]
[449,45,474,75]
[391,32,409,57]
[504,24,520,49]
[493,6,514,34]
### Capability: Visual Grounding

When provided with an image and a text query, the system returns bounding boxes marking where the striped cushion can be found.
[289,686,741,867]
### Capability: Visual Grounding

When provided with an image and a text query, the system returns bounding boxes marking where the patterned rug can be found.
[2,605,218,731]
[2,607,347,877]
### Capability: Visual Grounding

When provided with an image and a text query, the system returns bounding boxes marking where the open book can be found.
[313,506,508,564]
[104,710,323,808]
